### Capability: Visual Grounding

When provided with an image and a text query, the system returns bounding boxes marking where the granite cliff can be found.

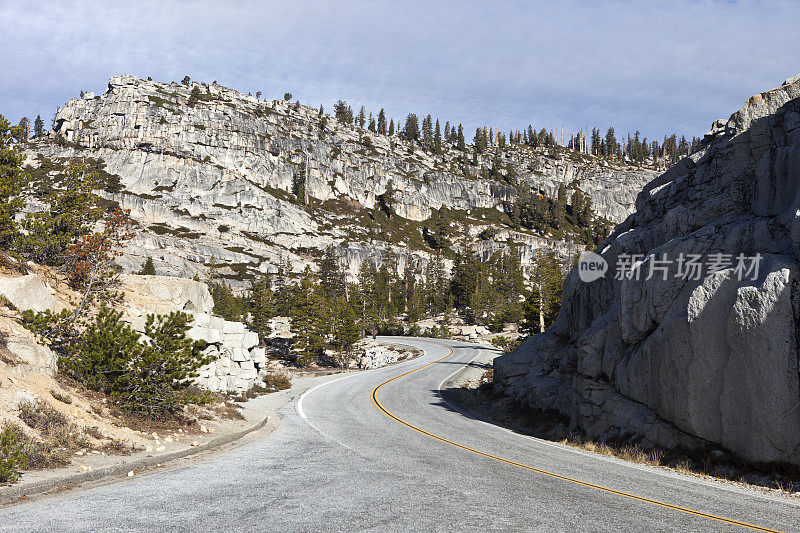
[494,74,800,466]
[25,75,657,283]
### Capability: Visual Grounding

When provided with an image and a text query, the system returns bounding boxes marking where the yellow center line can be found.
[370,341,783,533]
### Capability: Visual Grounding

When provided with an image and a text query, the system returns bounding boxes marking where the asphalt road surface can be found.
[1,338,798,532]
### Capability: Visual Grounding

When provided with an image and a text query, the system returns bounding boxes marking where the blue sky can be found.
[1,0,798,142]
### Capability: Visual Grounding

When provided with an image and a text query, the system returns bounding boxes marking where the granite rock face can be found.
[29,75,656,285]
[0,273,57,312]
[119,274,268,393]
[494,75,800,465]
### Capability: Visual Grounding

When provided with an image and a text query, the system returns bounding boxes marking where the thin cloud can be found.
[1,0,797,140]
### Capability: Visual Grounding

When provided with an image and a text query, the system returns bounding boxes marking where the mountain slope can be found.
[27,75,657,282]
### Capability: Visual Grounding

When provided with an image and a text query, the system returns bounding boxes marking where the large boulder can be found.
[120,274,214,314]
[1,317,57,376]
[0,273,57,312]
[495,74,800,465]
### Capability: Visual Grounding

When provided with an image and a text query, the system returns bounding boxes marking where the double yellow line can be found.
[370,342,783,532]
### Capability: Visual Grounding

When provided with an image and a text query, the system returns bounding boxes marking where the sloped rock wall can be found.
[495,74,800,465]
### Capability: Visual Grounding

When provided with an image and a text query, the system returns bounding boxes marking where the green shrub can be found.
[139,257,156,275]
[26,306,213,419]
[0,423,27,483]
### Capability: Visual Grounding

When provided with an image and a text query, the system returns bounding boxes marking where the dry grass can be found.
[263,372,291,392]
[456,383,800,494]
[18,401,90,452]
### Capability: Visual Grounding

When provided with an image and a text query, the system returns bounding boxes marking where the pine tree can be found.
[388,118,395,136]
[0,115,25,249]
[33,115,45,137]
[376,109,387,135]
[181,76,191,86]
[422,209,450,250]
[450,253,479,310]
[332,300,360,361]
[187,86,201,106]
[334,100,352,123]
[357,106,366,129]
[250,275,275,340]
[18,117,29,141]
[403,114,420,141]
[368,113,376,132]
[433,119,442,155]
[290,266,326,365]
[421,114,433,152]
[273,260,293,316]
[523,252,564,334]
[319,246,346,301]
[605,127,617,159]
[457,124,465,151]
[139,257,156,275]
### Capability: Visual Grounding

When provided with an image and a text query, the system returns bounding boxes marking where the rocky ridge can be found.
[27,75,657,284]
[494,74,800,465]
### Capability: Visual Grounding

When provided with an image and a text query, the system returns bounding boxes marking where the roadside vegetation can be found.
[0,114,224,446]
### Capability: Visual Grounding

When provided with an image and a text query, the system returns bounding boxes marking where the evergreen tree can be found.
[604,127,617,159]
[403,113,420,141]
[433,119,442,155]
[457,123,465,151]
[334,100,353,123]
[0,115,25,250]
[16,159,103,265]
[332,300,360,359]
[34,115,45,137]
[290,266,326,365]
[374,109,386,135]
[273,260,293,316]
[139,257,156,275]
[388,118,395,136]
[181,76,191,86]
[292,160,307,203]
[450,253,479,310]
[187,86,201,106]
[523,252,564,334]
[421,114,433,152]
[357,106,366,129]
[18,117,29,141]
[210,281,246,322]
[319,246,346,301]
[368,113,376,132]
[250,275,275,340]
[422,209,450,250]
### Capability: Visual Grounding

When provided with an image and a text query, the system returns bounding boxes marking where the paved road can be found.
[1,338,798,532]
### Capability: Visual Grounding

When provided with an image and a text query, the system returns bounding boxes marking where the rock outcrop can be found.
[26,75,657,285]
[0,273,57,312]
[119,274,270,393]
[494,75,800,465]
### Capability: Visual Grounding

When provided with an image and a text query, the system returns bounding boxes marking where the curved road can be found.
[1,338,798,532]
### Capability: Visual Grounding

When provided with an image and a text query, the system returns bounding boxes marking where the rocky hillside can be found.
[494,74,800,466]
[25,75,657,283]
